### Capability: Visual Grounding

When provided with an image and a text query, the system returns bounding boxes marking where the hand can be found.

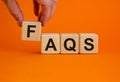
[2,0,58,26]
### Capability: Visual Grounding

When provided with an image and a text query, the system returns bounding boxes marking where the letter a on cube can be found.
[41,34,60,54]
[22,21,41,41]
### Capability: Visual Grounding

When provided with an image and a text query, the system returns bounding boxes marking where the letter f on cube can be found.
[22,21,41,41]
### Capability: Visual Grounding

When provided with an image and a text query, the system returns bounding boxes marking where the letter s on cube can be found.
[80,33,98,54]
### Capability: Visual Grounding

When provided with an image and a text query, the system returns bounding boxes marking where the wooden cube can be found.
[22,21,41,41]
[41,33,60,54]
[61,34,79,54]
[80,33,98,54]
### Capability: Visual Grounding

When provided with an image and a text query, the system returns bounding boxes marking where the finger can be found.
[38,3,52,26]
[51,0,58,17]
[3,0,23,26]
[33,0,39,16]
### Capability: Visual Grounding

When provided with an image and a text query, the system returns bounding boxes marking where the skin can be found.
[2,0,58,27]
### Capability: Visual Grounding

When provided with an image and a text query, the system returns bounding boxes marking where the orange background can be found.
[0,0,120,82]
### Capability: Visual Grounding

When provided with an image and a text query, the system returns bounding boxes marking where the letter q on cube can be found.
[61,34,79,54]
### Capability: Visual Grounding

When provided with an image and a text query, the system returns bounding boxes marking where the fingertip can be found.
[41,22,46,27]
[38,20,45,27]
[16,15,23,27]
[16,20,22,27]
[38,19,46,27]
[5,0,24,27]
[38,18,47,27]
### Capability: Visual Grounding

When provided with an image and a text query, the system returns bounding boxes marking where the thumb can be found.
[3,0,23,26]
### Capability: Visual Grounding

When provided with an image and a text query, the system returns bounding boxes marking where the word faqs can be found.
[22,21,98,54]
